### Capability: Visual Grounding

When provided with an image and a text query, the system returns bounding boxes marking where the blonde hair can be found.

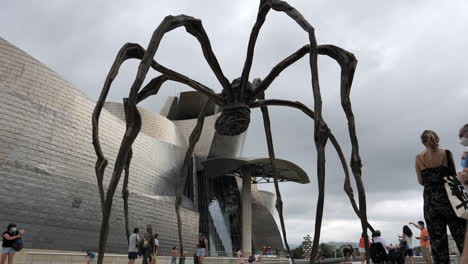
[421,130,439,149]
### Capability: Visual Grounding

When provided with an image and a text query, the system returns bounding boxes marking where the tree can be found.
[291,246,305,259]
[319,243,334,258]
[335,248,343,258]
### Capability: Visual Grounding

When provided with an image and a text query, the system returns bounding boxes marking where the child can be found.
[170,246,178,264]
[86,250,96,264]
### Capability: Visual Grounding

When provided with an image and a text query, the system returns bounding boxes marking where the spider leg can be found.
[249,44,310,104]
[93,42,147,264]
[122,147,133,242]
[243,2,326,260]
[239,1,272,99]
[175,102,210,258]
[129,15,233,101]
[250,99,375,234]
[249,45,373,232]
[93,43,146,208]
[313,44,371,261]
[250,43,371,258]
[122,98,136,243]
[92,40,221,263]
[256,88,295,264]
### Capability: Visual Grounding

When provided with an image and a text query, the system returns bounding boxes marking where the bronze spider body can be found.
[92,1,373,263]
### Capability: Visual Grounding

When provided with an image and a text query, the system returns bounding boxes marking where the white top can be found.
[155,239,160,246]
[404,236,413,249]
[128,233,140,252]
[373,237,388,253]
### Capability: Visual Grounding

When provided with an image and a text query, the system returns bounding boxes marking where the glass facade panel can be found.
[198,172,241,256]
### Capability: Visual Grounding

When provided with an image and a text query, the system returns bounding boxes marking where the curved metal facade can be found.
[0,37,198,254]
[0,37,299,256]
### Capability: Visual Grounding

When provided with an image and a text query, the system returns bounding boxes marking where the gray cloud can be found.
[2,0,468,245]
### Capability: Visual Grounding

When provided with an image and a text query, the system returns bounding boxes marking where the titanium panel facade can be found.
[0,38,198,254]
[0,37,295,256]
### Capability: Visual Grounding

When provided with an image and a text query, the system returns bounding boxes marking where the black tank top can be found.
[198,238,206,248]
[421,150,454,188]
[2,231,16,248]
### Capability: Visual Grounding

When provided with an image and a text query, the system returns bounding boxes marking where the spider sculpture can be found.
[92,1,374,263]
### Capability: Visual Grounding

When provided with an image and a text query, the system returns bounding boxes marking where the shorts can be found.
[196,248,206,257]
[359,248,365,253]
[2,247,17,254]
[421,247,431,260]
[404,248,414,257]
[128,252,138,259]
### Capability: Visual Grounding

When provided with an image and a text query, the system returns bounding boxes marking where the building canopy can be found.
[202,157,310,184]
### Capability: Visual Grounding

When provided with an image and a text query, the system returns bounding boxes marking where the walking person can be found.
[128,228,140,264]
[400,226,414,264]
[359,233,370,264]
[141,225,155,264]
[196,233,208,264]
[170,246,177,264]
[1,223,24,264]
[409,221,431,264]
[416,130,466,263]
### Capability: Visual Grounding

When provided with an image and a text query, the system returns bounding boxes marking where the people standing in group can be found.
[141,225,155,264]
[409,221,431,264]
[1,223,24,264]
[415,130,466,263]
[359,233,370,264]
[128,228,140,264]
[236,249,244,264]
[196,233,208,264]
[170,246,178,264]
[400,225,414,264]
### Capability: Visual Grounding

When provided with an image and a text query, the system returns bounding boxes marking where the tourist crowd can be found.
[3,124,468,264]
[357,124,468,264]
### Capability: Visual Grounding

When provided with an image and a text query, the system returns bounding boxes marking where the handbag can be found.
[444,150,468,219]
[12,237,23,252]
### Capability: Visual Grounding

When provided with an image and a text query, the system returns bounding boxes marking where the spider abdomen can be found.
[215,106,251,136]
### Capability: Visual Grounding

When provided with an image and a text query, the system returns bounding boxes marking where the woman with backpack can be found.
[1,223,24,264]
[141,225,155,264]
[416,130,466,263]
[400,226,414,264]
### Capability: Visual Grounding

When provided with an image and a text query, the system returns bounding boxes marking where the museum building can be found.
[0,37,309,256]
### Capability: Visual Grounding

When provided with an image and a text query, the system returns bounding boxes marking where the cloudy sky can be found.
[2,0,468,246]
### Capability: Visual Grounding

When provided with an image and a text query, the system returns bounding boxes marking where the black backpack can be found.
[12,237,23,252]
[248,255,256,263]
[369,240,388,263]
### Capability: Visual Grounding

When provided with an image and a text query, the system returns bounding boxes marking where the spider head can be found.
[215,78,252,136]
